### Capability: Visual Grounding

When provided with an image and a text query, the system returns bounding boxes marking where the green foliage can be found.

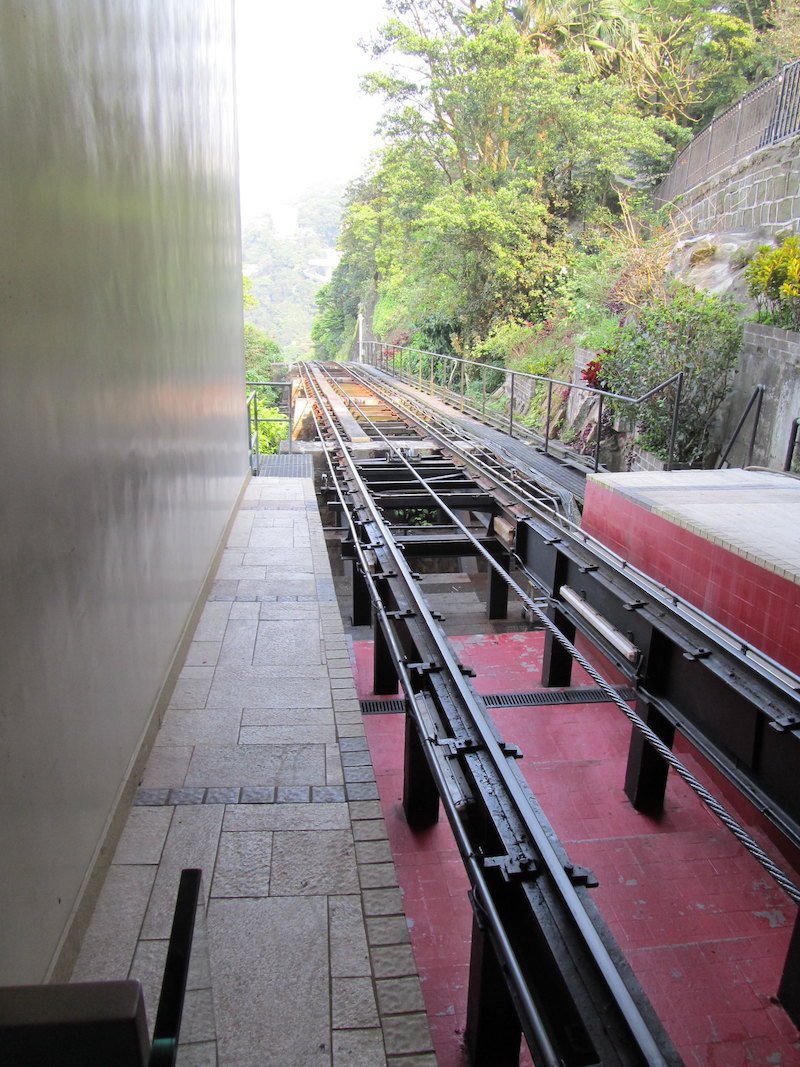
[254,405,288,456]
[745,237,800,331]
[602,282,743,464]
[244,322,282,382]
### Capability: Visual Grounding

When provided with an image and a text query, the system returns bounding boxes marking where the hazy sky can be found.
[235,0,387,227]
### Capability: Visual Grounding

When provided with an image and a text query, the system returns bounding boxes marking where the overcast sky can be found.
[235,0,387,227]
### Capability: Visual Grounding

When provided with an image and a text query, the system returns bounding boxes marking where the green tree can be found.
[602,282,743,465]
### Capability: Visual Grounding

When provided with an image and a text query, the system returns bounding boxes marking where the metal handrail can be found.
[785,417,800,472]
[656,58,800,205]
[358,340,683,472]
[247,378,293,475]
[716,384,765,469]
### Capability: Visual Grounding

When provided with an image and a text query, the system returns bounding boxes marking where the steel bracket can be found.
[565,863,599,888]
[482,854,539,882]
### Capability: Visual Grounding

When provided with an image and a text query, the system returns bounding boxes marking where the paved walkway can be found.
[71,466,436,1067]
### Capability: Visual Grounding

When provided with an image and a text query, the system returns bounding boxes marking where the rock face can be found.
[669,229,771,311]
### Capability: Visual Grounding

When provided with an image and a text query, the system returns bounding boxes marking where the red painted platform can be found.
[582,470,800,674]
[354,632,800,1066]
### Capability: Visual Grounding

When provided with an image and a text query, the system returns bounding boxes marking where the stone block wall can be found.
[717,322,800,469]
[673,135,800,237]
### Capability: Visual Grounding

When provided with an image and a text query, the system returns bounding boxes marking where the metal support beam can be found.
[487,546,510,620]
[403,712,440,828]
[373,617,399,695]
[352,561,372,627]
[542,608,575,687]
[465,906,523,1067]
[779,910,800,1027]
[624,698,676,814]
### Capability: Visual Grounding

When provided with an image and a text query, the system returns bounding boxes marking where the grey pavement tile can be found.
[217,618,258,667]
[365,915,410,946]
[168,787,207,806]
[332,977,380,1030]
[204,787,241,805]
[312,785,346,804]
[208,579,239,601]
[140,746,193,789]
[332,1028,387,1067]
[216,562,267,581]
[114,807,174,865]
[211,831,272,898]
[181,987,217,1044]
[348,801,384,821]
[352,820,388,842]
[369,944,418,980]
[375,977,426,1016]
[276,785,311,803]
[343,765,376,785]
[194,602,233,642]
[339,737,369,752]
[329,895,371,978]
[270,830,358,895]
[346,783,380,802]
[338,725,366,738]
[358,863,399,890]
[238,786,275,804]
[253,619,323,666]
[239,724,337,745]
[209,896,330,1067]
[176,1041,218,1067]
[241,706,334,727]
[382,1014,434,1057]
[228,601,261,621]
[207,666,331,709]
[184,641,222,666]
[134,787,170,806]
[224,803,350,832]
[246,527,292,549]
[259,599,321,620]
[71,865,156,982]
[169,667,214,710]
[141,806,224,939]
[326,745,344,786]
[356,840,394,866]
[185,743,325,787]
[128,938,168,1039]
[361,888,404,918]
[158,708,242,746]
[341,750,375,767]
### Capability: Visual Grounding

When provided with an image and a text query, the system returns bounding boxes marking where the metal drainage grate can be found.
[360,687,636,715]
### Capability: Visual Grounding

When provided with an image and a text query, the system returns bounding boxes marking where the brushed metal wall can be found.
[0,1,247,981]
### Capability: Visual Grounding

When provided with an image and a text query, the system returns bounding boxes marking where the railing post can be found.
[287,382,293,454]
[460,360,465,412]
[508,373,515,438]
[418,352,423,389]
[746,385,764,466]
[544,380,553,455]
[666,373,683,471]
[253,393,260,474]
[430,352,435,394]
[593,394,604,472]
[784,418,800,472]
[482,370,486,419]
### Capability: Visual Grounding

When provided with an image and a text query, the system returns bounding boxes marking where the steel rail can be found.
[313,362,800,910]
[351,362,800,701]
[306,362,674,1063]
[302,378,563,1067]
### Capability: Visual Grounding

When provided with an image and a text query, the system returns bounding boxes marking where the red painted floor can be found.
[355,632,800,1066]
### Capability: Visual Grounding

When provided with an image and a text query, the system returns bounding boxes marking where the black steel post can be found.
[623,698,676,814]
[373,616,399,695]
[779,911,800,1027]
[465,906,523,1067]
[487,545,510,620]
[541,608,575,687]
[402,711,440,828]
[352,561,372,627]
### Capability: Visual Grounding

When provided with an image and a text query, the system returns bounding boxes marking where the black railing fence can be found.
[656,58,800,205]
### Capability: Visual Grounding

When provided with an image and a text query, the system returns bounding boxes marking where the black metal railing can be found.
[359,340,683,472]
[656,58,800,204]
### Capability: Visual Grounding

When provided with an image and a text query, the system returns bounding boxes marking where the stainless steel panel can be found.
[0,0,246,981]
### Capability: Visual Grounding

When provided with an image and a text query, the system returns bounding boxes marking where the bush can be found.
[745,236,800,330]
[601,283,743,466]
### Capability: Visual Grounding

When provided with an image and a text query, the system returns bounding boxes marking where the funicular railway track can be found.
[299,361,800,1065]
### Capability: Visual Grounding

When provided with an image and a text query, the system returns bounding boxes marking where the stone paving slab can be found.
[70,474,434,1066]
